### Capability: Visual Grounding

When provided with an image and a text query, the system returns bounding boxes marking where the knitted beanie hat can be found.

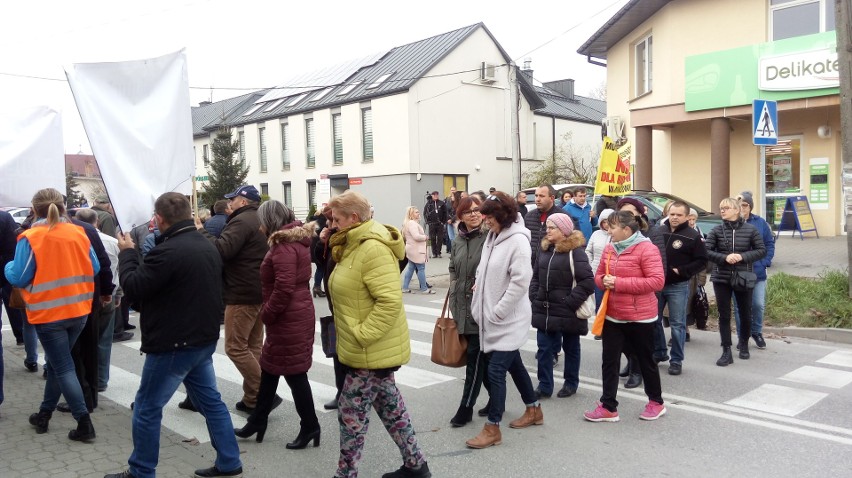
[547,213,575,236]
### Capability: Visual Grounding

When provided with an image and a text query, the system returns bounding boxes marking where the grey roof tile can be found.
[534,85,606,124]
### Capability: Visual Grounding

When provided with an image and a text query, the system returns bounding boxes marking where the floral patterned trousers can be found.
[334,368,426,478]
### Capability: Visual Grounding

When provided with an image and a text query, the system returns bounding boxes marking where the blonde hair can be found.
[327,190,371,223]
[31,188,66,229]
[719,197,740,212]
[402,206,418,228]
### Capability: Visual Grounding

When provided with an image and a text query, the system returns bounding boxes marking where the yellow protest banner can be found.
[594,137,632,196]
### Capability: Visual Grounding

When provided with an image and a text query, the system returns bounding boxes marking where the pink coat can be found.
[403,220,428,264]
[594,239,664,321]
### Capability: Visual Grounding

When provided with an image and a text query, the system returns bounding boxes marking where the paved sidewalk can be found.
[0,338,215,478]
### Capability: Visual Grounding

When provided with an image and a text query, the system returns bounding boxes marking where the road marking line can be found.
[780,365,852,389]
[725,383,828,416]
[817,350,852,369]
[572,372,852,439]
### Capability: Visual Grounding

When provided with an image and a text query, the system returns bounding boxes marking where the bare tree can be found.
[523,132,599,187]
[588,81,607,101]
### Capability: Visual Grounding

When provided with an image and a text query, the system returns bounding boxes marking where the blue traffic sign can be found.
[753,100,778,146]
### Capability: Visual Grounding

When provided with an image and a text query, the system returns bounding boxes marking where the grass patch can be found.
[764,271,852,329]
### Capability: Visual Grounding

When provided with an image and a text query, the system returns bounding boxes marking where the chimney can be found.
[521,57,534,82]
[199,100,212,107]
[542,79,575,101]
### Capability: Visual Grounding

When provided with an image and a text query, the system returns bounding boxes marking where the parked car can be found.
[620,190,722,233]
[0,207,31,225]
[523,183,595,212]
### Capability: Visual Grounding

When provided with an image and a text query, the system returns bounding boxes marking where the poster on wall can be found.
[808,158,829,210]
[771,155,793,191]
[317,174,331,207]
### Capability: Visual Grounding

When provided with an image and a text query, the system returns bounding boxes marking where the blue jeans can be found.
[402,262,427,291]
[446,223,456,251]
[536,330,580,394]
[314,262,325,290]
[734,280,766,335]
[36,316,88,419]
[656,281,689,364]
[486,350,536,424]
[97,300,117,389]
[129,342,241,478]
[1,285,38,363]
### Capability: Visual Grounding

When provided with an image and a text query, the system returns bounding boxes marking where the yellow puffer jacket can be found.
[329,220,410,369]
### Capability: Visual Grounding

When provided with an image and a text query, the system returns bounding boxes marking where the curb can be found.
[763,326,852,345]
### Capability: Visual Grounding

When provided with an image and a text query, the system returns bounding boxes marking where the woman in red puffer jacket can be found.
[584,210,666,424]
[234,200,320,450]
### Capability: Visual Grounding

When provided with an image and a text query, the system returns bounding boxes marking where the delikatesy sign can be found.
[758,47,839,91]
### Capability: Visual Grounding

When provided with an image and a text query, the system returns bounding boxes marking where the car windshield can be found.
[637,192,711,216]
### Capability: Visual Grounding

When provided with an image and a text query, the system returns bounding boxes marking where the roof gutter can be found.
[586,55,607,68]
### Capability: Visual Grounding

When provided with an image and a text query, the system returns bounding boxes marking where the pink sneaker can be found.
[639,401,667,421]
[583,402,620,422]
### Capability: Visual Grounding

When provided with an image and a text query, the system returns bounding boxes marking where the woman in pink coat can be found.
[401,206,434,294]
[234,200,320,449]
[584,210,666,423]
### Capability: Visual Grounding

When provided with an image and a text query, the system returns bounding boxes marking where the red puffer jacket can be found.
[259,221,317,376]
[595,238,664,321]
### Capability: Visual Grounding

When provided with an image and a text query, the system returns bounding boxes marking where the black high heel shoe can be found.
[285,428,320,449]
[234,422,267,443]
[312,287,327,298]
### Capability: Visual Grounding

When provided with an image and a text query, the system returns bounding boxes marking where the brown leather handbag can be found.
[430,291,468,368]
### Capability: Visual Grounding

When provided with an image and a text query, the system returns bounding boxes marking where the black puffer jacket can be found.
[705,219,766,285]
[530,231,594,335]
[119,220,223,354]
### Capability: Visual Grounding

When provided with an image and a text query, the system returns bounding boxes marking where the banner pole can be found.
[192,175,199,219]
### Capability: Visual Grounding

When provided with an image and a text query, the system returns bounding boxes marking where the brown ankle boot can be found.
[509,405,544,429]
[465,423,502,449]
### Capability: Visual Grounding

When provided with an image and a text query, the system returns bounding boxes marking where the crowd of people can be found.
[0,181,775,477]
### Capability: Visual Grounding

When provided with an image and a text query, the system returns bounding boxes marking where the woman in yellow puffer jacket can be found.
[327,190,431,478]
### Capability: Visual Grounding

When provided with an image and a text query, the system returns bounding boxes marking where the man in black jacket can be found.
[423,191,446,258]
[107,192,242,478]
[523,185,564,272]
[648,201,707,376]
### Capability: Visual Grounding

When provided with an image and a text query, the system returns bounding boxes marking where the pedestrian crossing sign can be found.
[753,100,778,146]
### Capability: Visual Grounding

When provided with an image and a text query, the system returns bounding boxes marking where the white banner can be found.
[0,106,66,207]
[65,49,194,231]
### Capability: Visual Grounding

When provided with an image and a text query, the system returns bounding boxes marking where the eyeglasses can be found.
[740,203,751,208]
[462,208,481,217]
[720,206,733,211]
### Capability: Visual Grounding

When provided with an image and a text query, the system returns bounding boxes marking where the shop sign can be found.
[349,178,363,185]
[759,48,839,91]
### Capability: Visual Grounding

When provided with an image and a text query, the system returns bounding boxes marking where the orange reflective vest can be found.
[19,223,95,324]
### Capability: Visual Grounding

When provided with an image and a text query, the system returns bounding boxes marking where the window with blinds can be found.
[202,144,209,166]
[282,181,292,206]
[305,118,315,168]
[238,131,246,167]
[362,108,373,163]
[333,113,343,165]
[281,123,290,171]
[258,127,267,173]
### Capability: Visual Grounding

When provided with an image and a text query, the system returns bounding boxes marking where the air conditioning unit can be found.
[480,62,496,83]
[601,116,625,142]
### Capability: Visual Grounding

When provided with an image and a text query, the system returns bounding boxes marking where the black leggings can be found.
[250,369,319,431]
[713,282,753,347]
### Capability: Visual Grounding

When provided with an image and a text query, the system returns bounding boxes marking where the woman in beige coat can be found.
[401,206,434,294]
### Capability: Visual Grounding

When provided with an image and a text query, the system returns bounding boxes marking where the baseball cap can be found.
[224,185,261,202]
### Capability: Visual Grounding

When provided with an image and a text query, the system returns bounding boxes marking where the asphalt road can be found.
[94,290,852,477]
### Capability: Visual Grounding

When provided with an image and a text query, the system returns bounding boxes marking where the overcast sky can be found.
[1,0,628,154]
